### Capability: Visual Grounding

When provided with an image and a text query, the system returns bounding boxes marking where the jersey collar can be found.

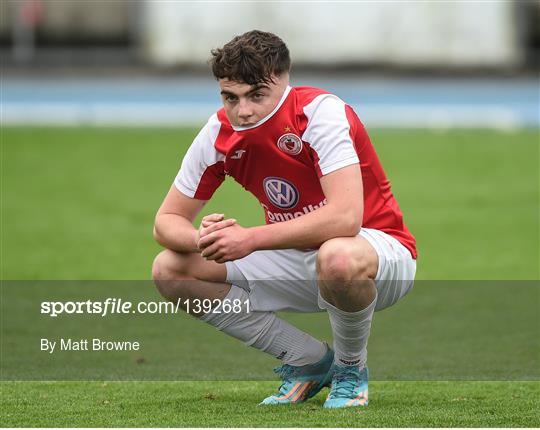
[231,85,292,132]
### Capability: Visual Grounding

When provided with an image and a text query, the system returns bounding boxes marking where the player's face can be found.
[219,74,289,127]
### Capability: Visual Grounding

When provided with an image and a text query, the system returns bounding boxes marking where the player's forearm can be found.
[153,214,199,253]
[249,204,361,251]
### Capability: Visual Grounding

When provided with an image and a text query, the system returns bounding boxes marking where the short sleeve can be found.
[301,95,359,177]
[174,114,226,200]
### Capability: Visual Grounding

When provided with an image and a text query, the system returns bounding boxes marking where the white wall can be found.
[141,2,521,67]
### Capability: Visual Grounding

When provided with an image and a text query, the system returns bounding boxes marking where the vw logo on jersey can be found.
[263,177,299,209]
[277,133,303,155]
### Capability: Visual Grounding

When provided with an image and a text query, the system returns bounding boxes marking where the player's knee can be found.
[152,249,189,280]
[152,250,194,300]
[317,239,373,281]
[317,240,356,281]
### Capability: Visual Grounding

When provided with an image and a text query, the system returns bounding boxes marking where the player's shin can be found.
[318,288,377,368]
[201,285,326,366]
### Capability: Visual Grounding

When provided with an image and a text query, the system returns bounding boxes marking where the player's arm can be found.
[249,163,363,249]
[244,95,365,250]
[198,163,362,262]
[156,113,230,253]
[153,185,234,253]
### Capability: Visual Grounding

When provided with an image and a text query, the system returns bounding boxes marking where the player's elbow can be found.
[153,221,167,247]
[336,209,362,237]
[344,216,362,236]
[152,225,162,245]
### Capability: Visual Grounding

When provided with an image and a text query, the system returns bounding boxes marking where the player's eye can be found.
[224,95,238,103]
[251,92,264,100]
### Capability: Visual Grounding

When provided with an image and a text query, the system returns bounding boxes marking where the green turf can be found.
[1,127,539,427]
[1,381,538,427]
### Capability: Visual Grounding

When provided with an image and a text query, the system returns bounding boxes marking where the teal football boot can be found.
[259,346,334,405]
[323,365,369,408]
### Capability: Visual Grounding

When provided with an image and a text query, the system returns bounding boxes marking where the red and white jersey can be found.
[175,86,417,259]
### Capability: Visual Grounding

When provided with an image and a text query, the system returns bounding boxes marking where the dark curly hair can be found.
[210,30,291,85]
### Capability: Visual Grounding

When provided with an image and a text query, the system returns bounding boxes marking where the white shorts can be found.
[225,228,416,313]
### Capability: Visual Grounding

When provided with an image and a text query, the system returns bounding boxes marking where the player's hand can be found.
[196,214,236,247]
[198,223,253,263]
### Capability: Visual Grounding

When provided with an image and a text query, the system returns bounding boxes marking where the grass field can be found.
[2,381,538,427]
[1,127,539,427]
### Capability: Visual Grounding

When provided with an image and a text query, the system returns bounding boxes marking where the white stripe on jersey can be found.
[301,94,360,176]
[174,113,224,198]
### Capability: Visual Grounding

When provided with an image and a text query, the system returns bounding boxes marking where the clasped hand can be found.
[197,213,253,263]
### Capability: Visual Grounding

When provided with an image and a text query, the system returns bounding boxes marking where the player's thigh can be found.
[226,249,321,312]
[359,228,417,311]
[154,249,227,283]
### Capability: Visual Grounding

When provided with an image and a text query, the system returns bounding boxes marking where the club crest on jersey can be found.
[277,133,303,155]
[263,177,299,209]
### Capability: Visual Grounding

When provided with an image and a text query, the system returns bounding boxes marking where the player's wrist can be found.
[245,226,261,253]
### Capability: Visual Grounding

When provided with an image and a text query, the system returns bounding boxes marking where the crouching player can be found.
[152,30,417,408]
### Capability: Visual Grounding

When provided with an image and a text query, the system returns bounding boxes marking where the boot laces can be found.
[329,367,361,398]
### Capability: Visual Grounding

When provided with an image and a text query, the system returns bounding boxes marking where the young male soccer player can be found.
[152,30,417,408]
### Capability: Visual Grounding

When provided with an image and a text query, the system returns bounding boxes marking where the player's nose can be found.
[237,99,254,122]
